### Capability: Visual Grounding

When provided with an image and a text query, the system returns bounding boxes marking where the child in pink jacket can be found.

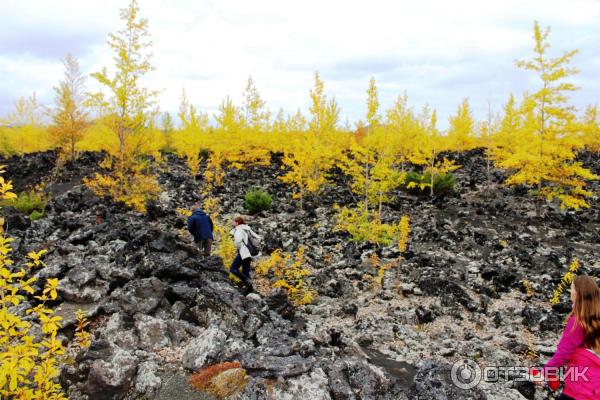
[539,275,600,400]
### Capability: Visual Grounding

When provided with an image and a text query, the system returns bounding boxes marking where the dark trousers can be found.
[230,253,251,284]
[196,239,212,256]
[558,394,574,400]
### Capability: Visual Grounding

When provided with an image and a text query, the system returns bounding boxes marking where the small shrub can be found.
[334,203,397,246]
[244,189,272,214]
[189,362,248,399]
[0,169,66,398]
[551,258,580,305]
[29,210,45,221]
[74,309,92,349]
[256,246,316,306]
[403,172,455,195]
[398,215,410,253]
[2,190,48,215]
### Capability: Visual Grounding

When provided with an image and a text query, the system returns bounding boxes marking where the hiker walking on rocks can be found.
[532,275,600,399]
[187,207,214,257]
[229,216,261,293]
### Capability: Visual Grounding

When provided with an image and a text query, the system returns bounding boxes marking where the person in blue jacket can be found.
[187,208,214,257]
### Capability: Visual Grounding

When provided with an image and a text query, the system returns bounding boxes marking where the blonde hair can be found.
[572,275,600,353]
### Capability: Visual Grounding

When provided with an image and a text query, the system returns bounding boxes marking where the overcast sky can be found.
[1,0,599,129]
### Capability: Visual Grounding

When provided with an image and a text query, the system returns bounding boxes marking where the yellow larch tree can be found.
[84,0,161,212]
[286,108,308,133]
[1,93,50,155]
[488,94,520,164]
[279,133,335,209]
[160,111,174,153]
[309,72,340,138]
[479,97,500,184]
[242,76,270,133]
[173,89,209,176]
[410,106,458,196]
[386,93,421,173]
[493,21,598,211]
[447,98,477,151]
[48,54,89,163]
[215,96,244,134]
[581,105,600,153]
[341,78,403,215]
[272,108,287,135]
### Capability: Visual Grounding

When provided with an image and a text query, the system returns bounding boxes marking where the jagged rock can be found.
[166,319,202,345]
[2,206,30,231]
[95,313,139,351]
[110,277,167,315]
[135,314,171,351]
[240,377,271,400]
[134,361,161,395]
[84,348,138,400]
[66,264,97,287]
[334,357,392,399]
[539,312,563,332]
[169,282,200,304]
[415,306,434,324]
[181,326,227,371]
[521,305,542,329]
[341,303,358,317]
[513,380,535,400]
[327,362,356,400]
[418,277,478,311]
[78,338,114,362]
[273,368,331,400]
[241,352,314,378]
[409,361,487,400]
[60,279,109,303]
[264,288,295,320]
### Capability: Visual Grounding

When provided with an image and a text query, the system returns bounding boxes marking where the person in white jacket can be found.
[229,216,258,292]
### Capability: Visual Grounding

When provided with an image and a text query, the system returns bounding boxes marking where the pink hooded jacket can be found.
[544,315,600,399]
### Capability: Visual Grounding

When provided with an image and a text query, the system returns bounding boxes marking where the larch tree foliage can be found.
[287,108,308,133]
[447,98,477,151]
[1,93,49,155]
[279,76,340,209]
[160,111,174,152]
[179,88,208,132]
[341,77,402,216]
[242,76,270,132]
[309,72,340,137]
[489,94,519,163]
[272,108,287,135]
[479,96,500,185]
[48,54,89,163]
[174,89,209,176]
[409,105,458,196]
[493,21,598,211]
[386,93,420,172]
[215,96,244,134]
[334,79,408,247]
[84,0,160,212]
[581,104,600,153]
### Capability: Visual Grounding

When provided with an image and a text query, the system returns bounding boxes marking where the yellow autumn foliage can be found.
[256,246,316,306]
[0,170,66,399]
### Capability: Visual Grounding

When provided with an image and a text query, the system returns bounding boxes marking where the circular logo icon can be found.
[451,358,482,390]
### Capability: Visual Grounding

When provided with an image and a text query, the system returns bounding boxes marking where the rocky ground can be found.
[2,149,599,400]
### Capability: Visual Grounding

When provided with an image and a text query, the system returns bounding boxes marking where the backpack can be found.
[244,229,261,257]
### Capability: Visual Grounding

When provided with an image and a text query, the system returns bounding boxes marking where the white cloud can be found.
[1,0,599,128]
